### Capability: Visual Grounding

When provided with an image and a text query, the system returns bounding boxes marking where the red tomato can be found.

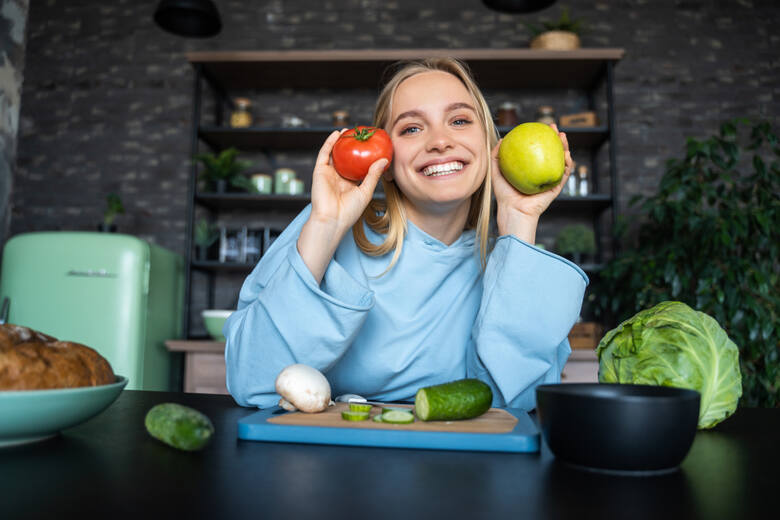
[331,126,393,182]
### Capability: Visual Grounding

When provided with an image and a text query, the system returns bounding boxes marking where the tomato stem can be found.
[351,127,377,141]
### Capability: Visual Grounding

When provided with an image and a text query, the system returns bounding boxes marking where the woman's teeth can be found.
[422,161,464,177]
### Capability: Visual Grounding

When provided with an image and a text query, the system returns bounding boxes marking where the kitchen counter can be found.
[2,390,776,519]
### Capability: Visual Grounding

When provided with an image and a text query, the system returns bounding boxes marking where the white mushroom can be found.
[274,364,333,413]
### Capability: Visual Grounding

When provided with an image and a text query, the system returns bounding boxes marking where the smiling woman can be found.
[355,59,500,271]
[379,72,489,245]
[223,57,586,413]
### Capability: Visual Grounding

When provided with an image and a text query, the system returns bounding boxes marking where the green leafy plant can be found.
[194,218,219,248]
[103,193,125,226]
[591,119,779,408]
[555,224,596,256]
[194,147,254,192]
[527,7,585,36]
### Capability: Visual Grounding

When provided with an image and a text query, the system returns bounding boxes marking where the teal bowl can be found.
[202,309,232,341]
[0,376,128,447]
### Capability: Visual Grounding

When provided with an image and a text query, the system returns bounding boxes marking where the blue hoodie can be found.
[224,204,588,411]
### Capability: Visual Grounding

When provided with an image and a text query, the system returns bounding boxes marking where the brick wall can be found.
[11,0,780,328]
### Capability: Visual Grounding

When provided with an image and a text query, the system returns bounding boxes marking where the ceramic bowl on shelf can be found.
[202,309,233,341]
[535,383,700,475]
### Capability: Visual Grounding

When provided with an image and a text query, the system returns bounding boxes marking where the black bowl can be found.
[536,383,700,475]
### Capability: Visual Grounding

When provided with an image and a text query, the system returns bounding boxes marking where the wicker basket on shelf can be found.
[530,30,581,50]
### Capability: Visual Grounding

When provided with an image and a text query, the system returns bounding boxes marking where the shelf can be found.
[183,47,623,339]
[196,192,312,211]
[192,260,256,272]
[524,126,610,150]
[195,192,609,214]
[549,194,612,214]
[187,48,625,90]
[165,339,225,353]
[191,256,604,275]
[199,126,609,152]
[199,127,331,151]
[580,263,605,273]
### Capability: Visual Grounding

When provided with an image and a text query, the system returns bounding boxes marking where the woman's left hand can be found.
[491,124,574,242]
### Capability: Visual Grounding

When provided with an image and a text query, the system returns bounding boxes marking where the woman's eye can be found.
[399,126,420,135]
[452,118,473,127]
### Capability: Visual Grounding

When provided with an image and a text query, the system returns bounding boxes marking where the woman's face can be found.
[386,71,487,216]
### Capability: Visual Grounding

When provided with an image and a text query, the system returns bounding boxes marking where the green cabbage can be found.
[596,301,742,429]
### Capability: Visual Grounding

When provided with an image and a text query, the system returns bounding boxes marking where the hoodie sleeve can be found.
[468,235,588,411]
[223,205,375,408]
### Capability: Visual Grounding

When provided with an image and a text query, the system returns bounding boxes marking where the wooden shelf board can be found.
[191,260,256,272]
[549,194,612,214]
[199,127,332,151]
[199,126,609,152]
[194,192,609,213]
[166,339,225,353]
[195,192,387,211]
[187,48,625,90]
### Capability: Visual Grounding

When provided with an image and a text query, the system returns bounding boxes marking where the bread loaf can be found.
[0,324,115,390]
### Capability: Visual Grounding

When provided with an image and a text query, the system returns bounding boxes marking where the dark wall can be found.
[0,0,28,261]
[11,1,780,311]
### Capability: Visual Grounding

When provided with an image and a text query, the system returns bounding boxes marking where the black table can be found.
[2,391,776,519]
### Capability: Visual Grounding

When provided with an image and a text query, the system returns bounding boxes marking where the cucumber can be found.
[341,410,370,421]
[348,403,373,413]
[145,403,214,451]
[381,410,414,424]
[414,379,492,421]
[381,407,410,415]
[372,414,385,423]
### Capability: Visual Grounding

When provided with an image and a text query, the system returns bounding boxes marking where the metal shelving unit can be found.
[183,48,624,338]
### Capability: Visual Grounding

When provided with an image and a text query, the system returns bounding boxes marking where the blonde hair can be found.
[352,57,499,272]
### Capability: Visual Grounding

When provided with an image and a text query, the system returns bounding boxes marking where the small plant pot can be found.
[530,30,581,50]
[195,245,210,262]
[97,223,117,233]
[214,179,228,193]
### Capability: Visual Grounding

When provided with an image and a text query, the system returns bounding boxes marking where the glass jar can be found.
[274,168,296,194]
[332,110,350,127]
[230,98,253,128]
[577,165,589,196]
[536,105,556,126]
[565,168,578,196]
[496,102,519,127]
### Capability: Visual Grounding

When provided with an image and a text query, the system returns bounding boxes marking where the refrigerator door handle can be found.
[0,297,9,325]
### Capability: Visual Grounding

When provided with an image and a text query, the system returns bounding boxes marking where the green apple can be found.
[498,122,565,195]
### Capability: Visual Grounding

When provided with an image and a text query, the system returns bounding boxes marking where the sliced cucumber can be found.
[381,407,410,415]
[372,414,385,423]
[381,410,415,424]
[348,403,373,413]
[341,410,370,421]
[414,378,492,422]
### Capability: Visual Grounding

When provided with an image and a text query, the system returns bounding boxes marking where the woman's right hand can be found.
[309,129,389,234]
[297,129,388,284]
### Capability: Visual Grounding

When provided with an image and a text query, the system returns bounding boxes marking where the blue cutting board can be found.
[237,403,539,453]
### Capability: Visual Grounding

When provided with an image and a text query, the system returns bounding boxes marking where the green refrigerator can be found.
[0,232,184,391]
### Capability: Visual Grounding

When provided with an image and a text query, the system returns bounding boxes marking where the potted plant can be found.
[591,119,779,408]
[99,193,124,232]
[194,147,254,193]
[555,224,596,264]
[194,218,220,261]
[527,7,584,50]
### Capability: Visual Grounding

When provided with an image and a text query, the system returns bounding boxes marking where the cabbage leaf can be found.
[596,301,742,429]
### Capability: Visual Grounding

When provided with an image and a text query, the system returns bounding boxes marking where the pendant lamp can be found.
[154,0,222,38]
[482,0,556,14]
